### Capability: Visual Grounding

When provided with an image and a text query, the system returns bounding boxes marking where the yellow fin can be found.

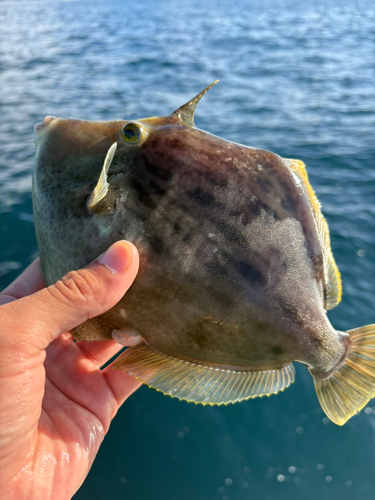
[87,142,117,210]
[114,342,295,405]
[317,215,342,309]
[314,324,375,425]
[286,158,342,309]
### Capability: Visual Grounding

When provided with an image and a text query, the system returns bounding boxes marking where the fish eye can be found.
[121,122,144,144]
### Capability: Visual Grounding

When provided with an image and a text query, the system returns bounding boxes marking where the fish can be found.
[32,82,375,425]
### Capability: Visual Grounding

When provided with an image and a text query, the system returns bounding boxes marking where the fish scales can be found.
[32,82,375,424]
[103,129,324,367]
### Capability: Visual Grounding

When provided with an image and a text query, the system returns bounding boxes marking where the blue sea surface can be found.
[1,0,375,498]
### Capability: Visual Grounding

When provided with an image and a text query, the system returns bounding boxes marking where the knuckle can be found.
[49,269,100,308]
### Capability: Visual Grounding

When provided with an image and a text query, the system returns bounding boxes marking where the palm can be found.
[0,247,141,499]
[14,335,140,498]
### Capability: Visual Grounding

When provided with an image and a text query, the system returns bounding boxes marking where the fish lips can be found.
[34,116,58,146]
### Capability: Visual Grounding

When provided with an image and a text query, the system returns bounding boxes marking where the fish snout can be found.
[34,116,57,145]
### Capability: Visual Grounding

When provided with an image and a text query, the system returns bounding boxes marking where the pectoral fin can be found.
[114,342,295,405]
[87,142,117,211]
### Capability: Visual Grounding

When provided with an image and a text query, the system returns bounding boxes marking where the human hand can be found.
[0,241,141,499]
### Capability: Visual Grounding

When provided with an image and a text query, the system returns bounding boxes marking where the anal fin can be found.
[114,342,295,405]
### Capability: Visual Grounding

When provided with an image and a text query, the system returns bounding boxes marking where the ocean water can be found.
[1,0,375,498]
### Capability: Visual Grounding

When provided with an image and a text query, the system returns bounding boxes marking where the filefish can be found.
[33,82,375,425]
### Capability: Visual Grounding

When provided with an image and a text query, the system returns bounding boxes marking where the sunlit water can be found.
[1,1,375,499]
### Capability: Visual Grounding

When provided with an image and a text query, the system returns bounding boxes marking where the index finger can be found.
[0,258,45,304]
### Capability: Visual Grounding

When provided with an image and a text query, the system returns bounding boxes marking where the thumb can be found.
[2,240,139,353]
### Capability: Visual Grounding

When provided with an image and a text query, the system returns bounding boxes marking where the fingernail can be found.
[98,241,135,274]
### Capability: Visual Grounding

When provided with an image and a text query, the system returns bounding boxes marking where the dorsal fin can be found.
[286,158,342,310]
[172,81,218,127]
[114,342,295,405]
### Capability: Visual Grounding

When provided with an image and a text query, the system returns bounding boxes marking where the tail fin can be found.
[314,324,375,425]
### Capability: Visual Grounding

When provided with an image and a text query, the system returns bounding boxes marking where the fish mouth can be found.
[34,116,58,145]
